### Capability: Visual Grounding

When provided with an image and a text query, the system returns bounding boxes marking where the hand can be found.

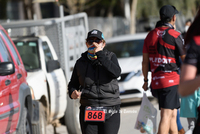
[71,90,81,99]
[142,82,148,91]
[93,42,103,54]
[140,127,146,133]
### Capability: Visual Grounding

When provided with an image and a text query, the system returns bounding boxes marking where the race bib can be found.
[84,106,106,122]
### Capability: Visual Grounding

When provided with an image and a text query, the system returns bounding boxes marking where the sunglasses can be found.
[87,39,102,45]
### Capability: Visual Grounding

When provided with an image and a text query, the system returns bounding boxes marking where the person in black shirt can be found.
[68,29,121,134]
[178,8,200,134]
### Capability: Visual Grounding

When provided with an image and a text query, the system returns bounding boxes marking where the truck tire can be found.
[17,107,32,134]
[32,102,46,134]
[65,95,81,134]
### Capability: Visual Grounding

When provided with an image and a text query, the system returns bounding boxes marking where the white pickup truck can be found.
[12,35,67,133]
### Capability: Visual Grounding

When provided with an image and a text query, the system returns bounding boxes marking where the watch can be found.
[144,79,148,82]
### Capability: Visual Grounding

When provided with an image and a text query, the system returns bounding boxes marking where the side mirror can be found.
[46,60,60,73]
[0,62,15,76]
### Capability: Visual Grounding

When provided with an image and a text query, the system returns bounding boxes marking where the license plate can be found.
[84,106,105,122]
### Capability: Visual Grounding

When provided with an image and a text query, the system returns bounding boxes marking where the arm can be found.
[96,51,121,78]
[142,53,149,91]
[175,35,186,67]
[93,42,121,78]
[179,64,200,96]
[178,39,200,96]
[68,63,81,99]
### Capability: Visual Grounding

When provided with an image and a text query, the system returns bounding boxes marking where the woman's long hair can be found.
[185,8,200,45]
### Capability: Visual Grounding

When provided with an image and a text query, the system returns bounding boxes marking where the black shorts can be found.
[153,85,180,110]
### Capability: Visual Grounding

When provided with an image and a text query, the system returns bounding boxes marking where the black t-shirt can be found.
[184,36,200,74]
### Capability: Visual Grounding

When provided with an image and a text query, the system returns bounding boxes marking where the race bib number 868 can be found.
[84,107,105,122]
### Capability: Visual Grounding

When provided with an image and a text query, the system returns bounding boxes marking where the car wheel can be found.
[32,102,47,134]
[17,107,32,134]
[65,95,81,134]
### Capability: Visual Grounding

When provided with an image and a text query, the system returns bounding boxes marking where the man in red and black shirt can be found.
[142,5,185,134]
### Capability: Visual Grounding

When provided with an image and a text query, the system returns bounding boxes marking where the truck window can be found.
[42,41,53,62]
[14,41,40,71]
[1,30,21,65]
[0,36,12,62]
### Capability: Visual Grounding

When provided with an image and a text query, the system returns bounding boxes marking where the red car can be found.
[0,25,33,133]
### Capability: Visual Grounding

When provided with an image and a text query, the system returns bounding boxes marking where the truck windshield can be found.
[106,39,144,58]
[14,41,40,71]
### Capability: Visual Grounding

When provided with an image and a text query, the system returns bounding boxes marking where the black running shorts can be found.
[153,85,180,110]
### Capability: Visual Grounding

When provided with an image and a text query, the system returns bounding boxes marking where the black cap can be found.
[86,29,105,40]
[160,5,179,20]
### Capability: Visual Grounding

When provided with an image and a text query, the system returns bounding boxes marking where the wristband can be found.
[144,79,148,82]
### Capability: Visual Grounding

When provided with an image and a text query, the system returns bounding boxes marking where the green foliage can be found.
[136,0,158,19]
[0,0,199,20]
[136,0,200,19]
[83,0,123,17]
[58,0,200,18]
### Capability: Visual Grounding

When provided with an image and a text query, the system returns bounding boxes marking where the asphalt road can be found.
[46,98,189,134]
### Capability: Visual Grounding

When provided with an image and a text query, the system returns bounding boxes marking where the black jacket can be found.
[68,49,121,107]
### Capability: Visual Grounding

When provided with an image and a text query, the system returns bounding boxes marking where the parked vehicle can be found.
[0,24,35,133]
[105,33,152,102]
[11,35,67,134]
[2,10,88,134]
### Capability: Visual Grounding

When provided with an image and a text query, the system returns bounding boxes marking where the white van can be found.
[106,33,152,102]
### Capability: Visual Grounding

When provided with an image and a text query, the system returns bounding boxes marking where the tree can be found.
[59,0,101,15]
[157,0,200,17]
[136,0,158,19]
[130,0,137,34]
[22,0,34,19]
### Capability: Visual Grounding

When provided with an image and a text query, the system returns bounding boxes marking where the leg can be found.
[176,109,185,134]
[185,118,196,134]
[176,109,183,131]
[79,106,98,134]
[169,109,178,134]
[157,85,180,134]
[99,112,120,134]
[158,108,172,134]
[187,118,196,130]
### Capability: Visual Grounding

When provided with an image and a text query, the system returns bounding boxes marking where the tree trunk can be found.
[66,0,78,14]
[130,0,137,34]
[23,0,33,19]
[107,0,116,17]
[33,2,42,19]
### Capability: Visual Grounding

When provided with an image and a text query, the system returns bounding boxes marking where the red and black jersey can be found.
[143,27,185,89]
[184,36,200,74]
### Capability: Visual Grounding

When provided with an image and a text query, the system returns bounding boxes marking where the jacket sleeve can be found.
[95,50,121,78]
[175,35,185,56]
[68,63,80,99]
